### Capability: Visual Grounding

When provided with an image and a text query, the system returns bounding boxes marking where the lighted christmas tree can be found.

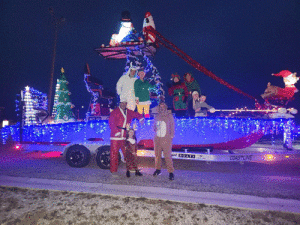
[52,81,59,118]
[53,68,76,123]
[20,86,48,126]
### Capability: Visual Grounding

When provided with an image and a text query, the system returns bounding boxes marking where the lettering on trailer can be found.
[230,155,253,161]
[198,154,204,159]
[178,153,196,159]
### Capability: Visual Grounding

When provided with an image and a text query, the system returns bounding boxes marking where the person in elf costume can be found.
[134,69,158,118]
[168,73,189,117]
[184,72,201,117]
[108,101,144,175]
[124,124,143,177]
[116,63,138,111]
[184,72,201,96]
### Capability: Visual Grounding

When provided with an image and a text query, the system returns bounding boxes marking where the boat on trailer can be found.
[1,116,298,168]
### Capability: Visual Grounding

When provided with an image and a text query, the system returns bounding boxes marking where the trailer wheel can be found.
[65,145,91,168]
[96,146,122,169]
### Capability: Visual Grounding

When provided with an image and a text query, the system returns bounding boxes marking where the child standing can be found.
[124,124,143,177]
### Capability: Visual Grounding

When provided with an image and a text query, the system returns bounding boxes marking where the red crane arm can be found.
[145,27,256,101]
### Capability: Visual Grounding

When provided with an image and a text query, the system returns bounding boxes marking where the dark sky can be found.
[1,0,300,121]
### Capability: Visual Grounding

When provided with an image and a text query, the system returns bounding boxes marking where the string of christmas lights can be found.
[1,117,298,147]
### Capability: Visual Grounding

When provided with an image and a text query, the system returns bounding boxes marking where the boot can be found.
[153,169,161,176]
[169,173,174,181]
[135,170,143,176]
[126,171,130,178]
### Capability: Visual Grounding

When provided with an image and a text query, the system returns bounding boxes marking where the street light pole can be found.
[48,8,65,117]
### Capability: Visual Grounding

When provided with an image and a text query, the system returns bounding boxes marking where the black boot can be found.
[135,170,143,176]
[169,173,174,181]
[153,169,161,176]
[126,171,130,178]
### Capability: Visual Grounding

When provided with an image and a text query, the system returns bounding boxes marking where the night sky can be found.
[1,0,300,122]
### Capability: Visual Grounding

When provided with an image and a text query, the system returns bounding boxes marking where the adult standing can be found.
[184,72,201,95]
[109,101,144,175]
[134,69,157,118]
[116,64,138,111]
[184,72,201,117]
[153,102,175,180]
[168,74,189,118]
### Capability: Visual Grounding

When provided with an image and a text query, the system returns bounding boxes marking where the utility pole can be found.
[48,8,65,116]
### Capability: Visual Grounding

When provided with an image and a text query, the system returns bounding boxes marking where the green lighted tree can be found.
[53,68,76,123]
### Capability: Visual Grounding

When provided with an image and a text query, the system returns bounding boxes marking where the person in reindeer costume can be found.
[108,101,144,175]
[124,123,143,177]
[153,102,175,181]
[116,63,139,111]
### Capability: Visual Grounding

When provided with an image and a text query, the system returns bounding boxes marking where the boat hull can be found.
[138,130,264,150]
[1,117,294,150]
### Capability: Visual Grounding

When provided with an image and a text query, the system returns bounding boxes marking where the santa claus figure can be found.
[109,101,144,175]
[261,70,299,101]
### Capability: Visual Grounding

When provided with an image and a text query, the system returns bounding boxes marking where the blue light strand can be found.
[1,118,298,147]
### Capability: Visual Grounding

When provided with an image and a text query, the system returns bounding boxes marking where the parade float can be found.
[1,11,299,168]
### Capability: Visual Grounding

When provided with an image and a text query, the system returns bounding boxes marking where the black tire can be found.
[65,145,91,168]
[96,146,122,169]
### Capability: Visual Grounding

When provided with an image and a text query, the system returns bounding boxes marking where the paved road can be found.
[1,147,300,202]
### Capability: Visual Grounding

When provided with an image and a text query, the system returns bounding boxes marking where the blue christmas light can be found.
[1,118,299,148]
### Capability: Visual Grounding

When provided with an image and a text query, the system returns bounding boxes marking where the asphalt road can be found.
[1,146,300,201]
